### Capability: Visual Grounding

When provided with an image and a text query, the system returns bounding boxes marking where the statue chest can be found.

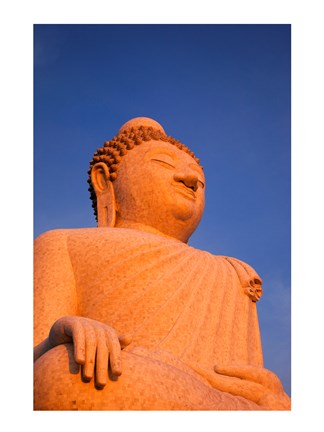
[66,229,261,366]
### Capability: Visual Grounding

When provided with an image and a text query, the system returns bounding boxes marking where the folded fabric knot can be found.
[225,257,263,302]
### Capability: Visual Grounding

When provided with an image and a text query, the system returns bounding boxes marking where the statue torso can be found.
[65,227,263,370]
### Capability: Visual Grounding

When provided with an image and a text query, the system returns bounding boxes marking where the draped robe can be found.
[34,227,265,410]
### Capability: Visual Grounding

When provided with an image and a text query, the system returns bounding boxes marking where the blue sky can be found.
[34,24,291,395]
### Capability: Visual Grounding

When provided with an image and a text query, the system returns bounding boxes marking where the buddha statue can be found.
[34,117,290,410]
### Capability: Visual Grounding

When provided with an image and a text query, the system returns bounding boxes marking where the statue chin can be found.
[151,209,201,242]
[120,202,202,243]
[172,206,202,237]
[172,203,195,222]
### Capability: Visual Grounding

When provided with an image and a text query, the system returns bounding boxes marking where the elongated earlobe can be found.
[96,182,116,227]
[91,163,117,227]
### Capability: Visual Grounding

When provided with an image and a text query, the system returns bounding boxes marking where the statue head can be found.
[88,117,205,242]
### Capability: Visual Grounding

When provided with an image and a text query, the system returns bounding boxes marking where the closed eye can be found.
[151,158,175,169]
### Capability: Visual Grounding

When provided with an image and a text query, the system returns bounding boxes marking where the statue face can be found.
[113,140,205,242]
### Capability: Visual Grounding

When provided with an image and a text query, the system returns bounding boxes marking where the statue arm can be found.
[211,257,290,408]
[33,229,131,386]
[34,229,78,352]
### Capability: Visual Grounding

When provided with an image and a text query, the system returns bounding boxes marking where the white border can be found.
[2,0,323,429]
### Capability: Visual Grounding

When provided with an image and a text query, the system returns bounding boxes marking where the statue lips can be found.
[172,182,196,200]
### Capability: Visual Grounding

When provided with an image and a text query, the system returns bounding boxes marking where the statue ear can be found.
[91,162,117,228]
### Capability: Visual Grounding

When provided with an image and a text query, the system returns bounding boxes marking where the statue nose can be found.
[174,172,199,192]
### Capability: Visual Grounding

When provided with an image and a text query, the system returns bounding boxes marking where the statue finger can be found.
[82,324,97,380]
[106,329,122,376]
[70,319,86,365]
[214,364,283,393]
[192,364,267,404]
[95,327,109,387]
[212,370,266,403]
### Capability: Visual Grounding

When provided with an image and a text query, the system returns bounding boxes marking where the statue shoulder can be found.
[34,227,99,247]
[222,256,263,302]
[35,228,69,242]
[34,227,120,261]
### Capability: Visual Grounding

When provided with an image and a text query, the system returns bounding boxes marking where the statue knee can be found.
[34,343,81,410]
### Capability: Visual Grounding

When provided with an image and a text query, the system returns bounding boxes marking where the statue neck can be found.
[114,218,185,243]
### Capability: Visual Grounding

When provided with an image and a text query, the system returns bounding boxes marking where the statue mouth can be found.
[172,183,196,200]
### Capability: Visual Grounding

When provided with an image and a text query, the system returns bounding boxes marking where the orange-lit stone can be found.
[34,117,290,410]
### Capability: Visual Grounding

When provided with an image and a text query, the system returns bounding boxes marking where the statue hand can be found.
[213,364,291,410]
[48,316,131,387]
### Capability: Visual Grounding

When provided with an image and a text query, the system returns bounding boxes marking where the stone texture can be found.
[34,117,291,410]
